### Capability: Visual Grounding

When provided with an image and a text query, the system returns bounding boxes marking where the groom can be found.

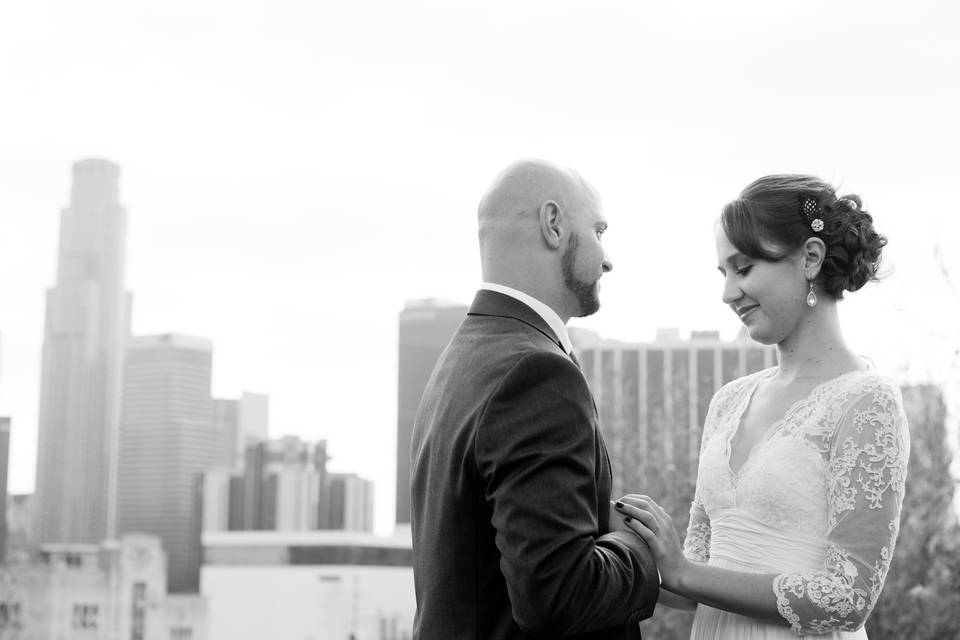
[410,160,660,639]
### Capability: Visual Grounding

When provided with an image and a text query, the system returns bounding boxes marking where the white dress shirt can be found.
[481,282,574,355]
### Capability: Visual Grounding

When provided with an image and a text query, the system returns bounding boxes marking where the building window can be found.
[72,604,99,629]
[0,601,23,629]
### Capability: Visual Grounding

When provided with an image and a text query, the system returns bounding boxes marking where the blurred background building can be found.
[33,159,132,546]
[201,530,413,640]
[5,494,33,564]
[213,392,269,469]
[201,436,374,535]
[0,416,9,564]
[0,535,207,639]
[117,334,221,593]
[573,327,776,495]
[395,299,467,530]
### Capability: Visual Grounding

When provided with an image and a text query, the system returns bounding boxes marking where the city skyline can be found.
[1,0,958,536]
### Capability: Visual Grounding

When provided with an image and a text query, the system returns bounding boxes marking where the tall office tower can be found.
[0,417,9,562]
[214,391,269,467]
[575,328,776,497]
[34,159,132,545]
[328,473,375,533]
[117,334,220,593]
[396,299,467,527]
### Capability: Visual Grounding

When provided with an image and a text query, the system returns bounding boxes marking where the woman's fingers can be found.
[619,505,658,530]
[616,495,675,528]
[614,500,660,525]
[623,515,656,545]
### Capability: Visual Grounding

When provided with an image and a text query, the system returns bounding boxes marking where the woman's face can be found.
[715,227,807,345]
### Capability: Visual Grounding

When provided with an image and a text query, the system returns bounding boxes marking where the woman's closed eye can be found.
[735,265,753,276]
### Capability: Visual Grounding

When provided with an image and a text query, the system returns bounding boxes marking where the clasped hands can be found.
[609,494,690,591]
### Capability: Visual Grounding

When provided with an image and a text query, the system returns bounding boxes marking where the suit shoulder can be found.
[498,349,582,387]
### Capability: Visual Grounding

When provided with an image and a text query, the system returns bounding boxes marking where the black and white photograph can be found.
[0,1,958,638]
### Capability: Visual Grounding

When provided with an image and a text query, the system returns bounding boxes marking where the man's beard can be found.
[562,233,601,317]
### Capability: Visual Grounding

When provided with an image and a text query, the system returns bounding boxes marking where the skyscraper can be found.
[395,299,467,527]
[34,159,132,545]
[328,473,375,532]
[213,391,269,467]
[575,328,776,495]
[117,334,220,592]
[203,437,348,533]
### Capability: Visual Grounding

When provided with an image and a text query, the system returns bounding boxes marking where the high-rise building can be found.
[213,392,269,468]
[328,473,375,533]
[0,417,9,562]
[574,328,776,495]
[396,299,467,527]
[202,438,374,534]
[117,334,220,593]
[34,158,132,545]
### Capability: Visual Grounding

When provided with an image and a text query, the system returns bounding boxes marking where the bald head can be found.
[478,159,597,266]
[476,159,609,321]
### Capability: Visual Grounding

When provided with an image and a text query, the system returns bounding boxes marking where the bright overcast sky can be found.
[1,0,958,534]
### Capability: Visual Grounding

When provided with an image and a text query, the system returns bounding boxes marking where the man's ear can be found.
[802,237,827,279]
[540,200,563,249]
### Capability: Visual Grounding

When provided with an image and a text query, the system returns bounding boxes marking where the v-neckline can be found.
[724,367,865,480]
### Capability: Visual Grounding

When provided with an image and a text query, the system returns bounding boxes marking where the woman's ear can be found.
[802,237,827,279]
[539,200,563,250]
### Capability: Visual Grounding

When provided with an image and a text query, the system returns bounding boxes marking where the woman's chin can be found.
[745,325,777,346]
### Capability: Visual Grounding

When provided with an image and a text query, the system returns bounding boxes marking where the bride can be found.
[616,175,909,638]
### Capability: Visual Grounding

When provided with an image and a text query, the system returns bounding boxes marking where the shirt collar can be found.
[480,282,573,355]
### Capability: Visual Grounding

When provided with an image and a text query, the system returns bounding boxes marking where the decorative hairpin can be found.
[801,197,824,232]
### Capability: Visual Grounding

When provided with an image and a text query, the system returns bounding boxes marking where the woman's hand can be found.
[614,494,689,592]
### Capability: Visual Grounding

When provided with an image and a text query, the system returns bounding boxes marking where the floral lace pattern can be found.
[684,368,910,634]
[682,517,711,563]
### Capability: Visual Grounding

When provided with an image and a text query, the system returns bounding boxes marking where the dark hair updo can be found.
[720,174,887,299]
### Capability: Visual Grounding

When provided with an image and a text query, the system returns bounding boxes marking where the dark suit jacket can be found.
[410,289,659,640]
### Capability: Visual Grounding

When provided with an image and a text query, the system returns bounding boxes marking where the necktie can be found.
[568,349,582,370]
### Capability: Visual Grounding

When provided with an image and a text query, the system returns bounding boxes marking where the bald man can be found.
[410,160,659,640]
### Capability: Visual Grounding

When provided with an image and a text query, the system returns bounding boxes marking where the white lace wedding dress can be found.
[682,367,909,639]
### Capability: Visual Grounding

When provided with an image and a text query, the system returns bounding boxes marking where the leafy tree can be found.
[867,385,960,639]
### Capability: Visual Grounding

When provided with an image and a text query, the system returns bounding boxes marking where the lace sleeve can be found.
[772,378,909,634]
[683,386,724,564]
[683,489,711,563]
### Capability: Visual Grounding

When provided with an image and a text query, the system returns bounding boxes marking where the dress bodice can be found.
[683,367,909,635]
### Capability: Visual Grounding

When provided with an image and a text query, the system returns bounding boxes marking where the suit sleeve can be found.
[474,350,659,636]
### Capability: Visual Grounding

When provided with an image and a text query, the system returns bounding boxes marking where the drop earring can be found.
[806,281,818,307]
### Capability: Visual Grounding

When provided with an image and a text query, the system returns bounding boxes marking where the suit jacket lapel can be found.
[467,289,566,354]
